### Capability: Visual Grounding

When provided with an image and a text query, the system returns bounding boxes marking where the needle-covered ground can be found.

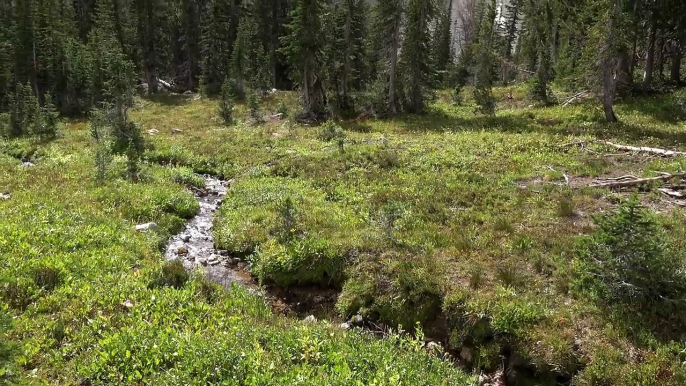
[2,87,686,385]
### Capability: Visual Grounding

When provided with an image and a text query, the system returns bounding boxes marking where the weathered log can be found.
[597,141,686,157]
[590,172,686,188]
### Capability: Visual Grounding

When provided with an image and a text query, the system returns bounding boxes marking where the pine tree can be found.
[326,0,368,114]
[473,0,497,116]
[525,0,554,104]
[218,77,235,125]
[373,0,404,115]
[401,0,437,114]
[0,1,15,111]
[433,0,453,87]
[232,10,271,98]
[200,0,235,95]
[9,83,40,138]
[135,0,169,94]
[281,0,327,118]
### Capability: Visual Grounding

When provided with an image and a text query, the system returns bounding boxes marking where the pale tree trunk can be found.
[603,0,620,123]
[643,19,657,87]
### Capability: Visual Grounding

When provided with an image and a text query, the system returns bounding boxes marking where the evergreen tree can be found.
[9,83,40,138]
[135,0,169,94]
[472,0,497,116]
[401,0,437,113]
[327,0,368,114]
[525,0,554,104]
[232,10,271,98]
[372,0,404,115]
[218,77,235,125]
[433,0,453,87]
[281,0,327,118]
[200,0,235,95]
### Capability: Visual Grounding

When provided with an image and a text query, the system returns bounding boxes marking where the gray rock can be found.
[338,322,350,330]
[350,314,364,325]
[1,193,10,200]
[21,161,35,167]
[237,261,248,270]
[171,128,183,134]
[135,222,158,232]
[181,234,191,242]
[304,315,317,323]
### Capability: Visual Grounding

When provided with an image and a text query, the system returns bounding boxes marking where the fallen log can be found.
[658,188,684,198]
[590,172,686,189]
[561,90,591,107]
[597,141,686,157]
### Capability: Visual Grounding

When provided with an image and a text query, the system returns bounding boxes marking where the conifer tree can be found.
[401,0,437,113]
[200,0,235,95]
[281,0,327,118]
[433,0,453,87]
[327,0,368,114]
[218,77,235,125]
[472,0,497,116]
[232,11,271,98]
[373,0,404,115]
[525,0,554,104]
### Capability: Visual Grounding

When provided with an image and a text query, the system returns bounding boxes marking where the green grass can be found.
[2,86,686,384]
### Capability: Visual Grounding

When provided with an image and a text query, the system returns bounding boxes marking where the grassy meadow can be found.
[2,86,686,384]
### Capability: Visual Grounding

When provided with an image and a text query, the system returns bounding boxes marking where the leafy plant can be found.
[151,260,189,289]
[218,78,235,125]
[317,120,345,142]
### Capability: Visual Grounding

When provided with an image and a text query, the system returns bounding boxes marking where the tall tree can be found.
[472,0,497,116]
[232,10,271,97]
[401,0,437,113]
[200,0,236,95]
[281,0,327,118]
[373,0,404,114]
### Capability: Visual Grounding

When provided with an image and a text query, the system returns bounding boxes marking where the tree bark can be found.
[388,6,401,115]
[643,19,657,87]
[672,25,685,83]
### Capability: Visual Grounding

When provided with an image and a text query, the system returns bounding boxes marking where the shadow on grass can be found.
[141,93,195,106]
[618,94,686,124]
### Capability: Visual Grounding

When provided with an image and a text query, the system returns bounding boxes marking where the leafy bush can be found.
[572,197,686,319]
[337,252,446,328]
[150,260,189,289]
[1,278,36,310]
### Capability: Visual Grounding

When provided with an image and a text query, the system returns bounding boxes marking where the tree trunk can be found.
[617,45,631,94]
[672,26,685,83]
[643,20,657,87]
[388,8,401,115]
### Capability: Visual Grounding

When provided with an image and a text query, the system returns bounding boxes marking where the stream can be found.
[164,176,257,290]
[163,175,338,317]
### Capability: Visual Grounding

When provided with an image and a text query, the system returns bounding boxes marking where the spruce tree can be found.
[200,0,235,95]
[401,0,437,114]
[433,0,453,87]
[327,0,368,113]
[525,0,554,104]
[232,11,271,98]
[281,0,327,118]
[218,77,235,125]
[372,0,404,115]
[472,0,497,116]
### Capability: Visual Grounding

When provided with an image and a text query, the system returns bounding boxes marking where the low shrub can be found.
[337,252,446,328]
[1,278,36,310]
[318,121,345,142]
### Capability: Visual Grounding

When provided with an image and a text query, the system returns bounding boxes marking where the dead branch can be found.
[590,172,686,189]
[597,141,686,157]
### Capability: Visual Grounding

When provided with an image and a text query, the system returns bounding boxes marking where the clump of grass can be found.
[1,279,35,310]
[557,195,576,218]
[496,260,525,288]
[337,252,446,328]
[150,260,189,289]
[468,265,485,289]
[32,265,62,292]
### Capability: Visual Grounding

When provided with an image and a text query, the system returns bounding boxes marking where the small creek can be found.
[163,175,338,317]
[164,176,257,290]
